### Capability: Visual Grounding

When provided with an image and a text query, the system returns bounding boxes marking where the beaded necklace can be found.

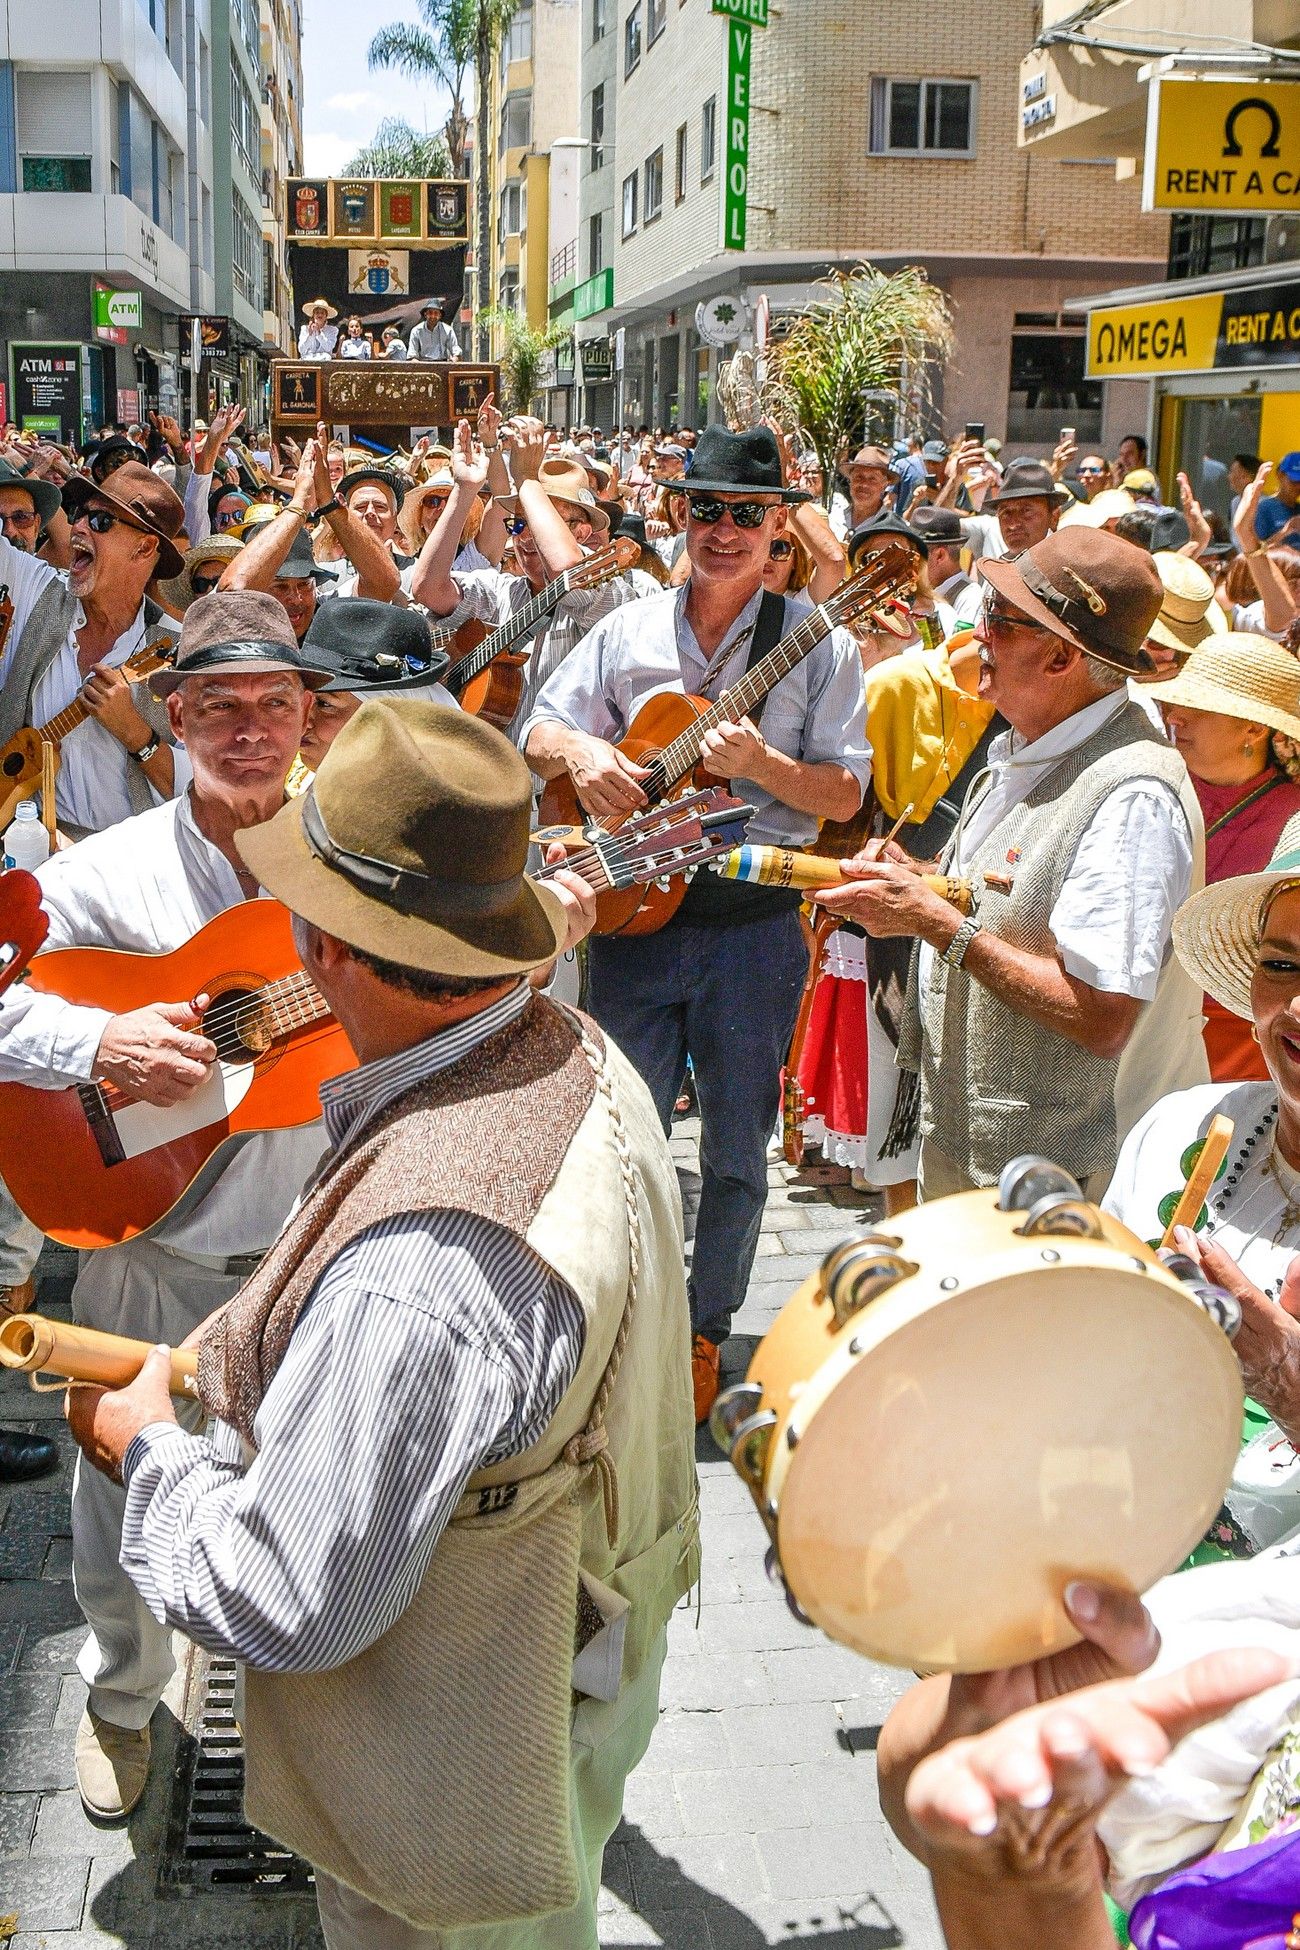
[1175,1101,1300,1297]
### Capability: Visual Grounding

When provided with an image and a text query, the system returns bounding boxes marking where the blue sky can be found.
[302,0,454,177]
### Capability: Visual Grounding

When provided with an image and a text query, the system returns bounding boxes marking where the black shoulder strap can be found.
[742,590,789,727]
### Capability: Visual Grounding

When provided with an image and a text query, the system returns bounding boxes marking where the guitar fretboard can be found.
[446,567,579,694]
[43,647,163,746]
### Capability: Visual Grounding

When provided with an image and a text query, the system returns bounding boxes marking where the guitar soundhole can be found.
[206,985,274,1065]
[2,753,26,778]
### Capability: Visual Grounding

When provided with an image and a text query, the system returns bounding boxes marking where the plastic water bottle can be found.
[3,801,49,872]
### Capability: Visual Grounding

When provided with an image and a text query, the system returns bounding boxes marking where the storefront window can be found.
[1172,396,1262,524]
[1005,330,1101,446]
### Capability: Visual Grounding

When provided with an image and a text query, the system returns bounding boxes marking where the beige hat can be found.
[1174,808,1300,1020]
[398,471,458,554]
[498,457,610,533]
[1146,551,1228,656]
[157,535,243,612]
[1058,488,1135,530]
[1147,633,1300,743]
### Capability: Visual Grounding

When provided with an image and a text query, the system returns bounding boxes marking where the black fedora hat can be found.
[665,425,807,503]
[848,510,928,562]
[616,511,649,550]
[909,504,969,550]
[987,459,1072,509]
[303,597,451,695]
[274,529,337,584]
[0,459,61,529]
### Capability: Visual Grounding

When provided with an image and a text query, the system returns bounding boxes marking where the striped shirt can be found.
[120,983,586,1673]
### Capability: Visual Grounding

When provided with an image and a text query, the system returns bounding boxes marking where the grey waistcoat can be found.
[0,580,177,824]
[896,698,1196,1186]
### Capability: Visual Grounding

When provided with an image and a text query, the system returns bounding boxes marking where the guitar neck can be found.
[43,650,157,748]
[447,570,574,694]
[260,969,332,1039]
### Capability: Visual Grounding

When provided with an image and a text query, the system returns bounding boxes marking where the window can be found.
[869,77,975,156]
[648,0,666,43]
[1167,213,1269,281]
[588,210,603,275]
[1005,330,1100,447]
[700,94,716,180]
[592,0,607,40]
[624,3,642,77]
[232,190,260,306]
[499,269,520,313]
[675,121,687,201]
[499,179,524,241]
[622,169,638,238]
[499,92,531,154]
[231,51,259,179]
[198,35,211,124]
[17,72,93,192]
[590,82,605,170]
[644,147,663,223]
[498,4,532,87]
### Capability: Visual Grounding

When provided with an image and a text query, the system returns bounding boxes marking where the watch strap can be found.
[940,916,981,968]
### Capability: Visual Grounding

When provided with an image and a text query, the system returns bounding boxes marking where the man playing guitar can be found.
[521,425,871,1422]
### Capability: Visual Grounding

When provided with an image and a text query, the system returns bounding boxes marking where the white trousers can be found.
[314,1629,668,1950]
[0,1176,45,1288]
[71,1237,244,1730]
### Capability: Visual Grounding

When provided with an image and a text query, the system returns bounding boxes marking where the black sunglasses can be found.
[768,538,794,561]
[191,570,225,593]
[685,495,773,528]
[74,507,152,538]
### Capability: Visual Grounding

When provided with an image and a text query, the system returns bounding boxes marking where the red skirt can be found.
[797,934,869,1162]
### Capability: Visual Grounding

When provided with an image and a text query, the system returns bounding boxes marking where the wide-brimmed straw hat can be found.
[235,700,567,977]
[1146,552,1227,656]
[1147,634,1300,741]
[979,528,1163,675]
[63,462,187,580]
[302,297,338,319]
[1174,810,1300,1020]
[398,470,457,552]
[497,457,610,533]
[150,590,333,696]
[157,535,244,612]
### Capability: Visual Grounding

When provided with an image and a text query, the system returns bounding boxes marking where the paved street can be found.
[0,1123,943,1949]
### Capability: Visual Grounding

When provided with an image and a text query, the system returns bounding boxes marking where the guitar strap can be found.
[710,590,787,726]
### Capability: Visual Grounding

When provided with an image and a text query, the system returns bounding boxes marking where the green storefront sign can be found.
[574,268,614,321]
[714,0,768,250]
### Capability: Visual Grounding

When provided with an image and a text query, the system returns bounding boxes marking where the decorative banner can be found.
[331,180,378,241]
[427,181,469,243]
[116,387,142,421]
[286,179,329,239]
[10,345,82,443]
[347,248,410,296]
[450,368,494,416]
[93,284,142,346]
[1086,282,1300,378]
[1144,79,1300,215]
[380,183,421,238]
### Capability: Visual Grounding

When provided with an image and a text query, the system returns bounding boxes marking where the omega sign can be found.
[1146,78,1300,215]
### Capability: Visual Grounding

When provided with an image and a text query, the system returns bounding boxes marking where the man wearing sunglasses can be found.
[413,415,642,740]
[0,456,66,561]
[1075,454,1111,503]
[521,424,870,1423]
[0,459,186,838]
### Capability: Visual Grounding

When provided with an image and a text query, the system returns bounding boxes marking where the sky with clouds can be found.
[301,0,454,177]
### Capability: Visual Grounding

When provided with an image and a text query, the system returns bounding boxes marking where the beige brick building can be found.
[573,0,1171,446]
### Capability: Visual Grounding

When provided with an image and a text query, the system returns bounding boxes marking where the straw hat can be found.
[157,535,243,612]
[1174,809,1300,1020]
[1146,633,1300,743]
[235,700,567,977]
[497,457,610,533]
[398,470,457,553]
[1058,488,1135,530]
[1145,552,1227,656]
[302,297,339,320]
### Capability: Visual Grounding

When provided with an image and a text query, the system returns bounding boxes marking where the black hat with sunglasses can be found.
[662,425,808,504]
[303,598,450,695]
[274,528,337,584]
[0,459,60,529]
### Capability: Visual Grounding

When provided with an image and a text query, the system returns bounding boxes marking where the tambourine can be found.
[711,1157,1245,1674]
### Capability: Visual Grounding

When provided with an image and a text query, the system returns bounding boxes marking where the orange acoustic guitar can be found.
[0,788,750,1249]
[441,537,640,730]
[0,636,176,831]
[537,541,917,937]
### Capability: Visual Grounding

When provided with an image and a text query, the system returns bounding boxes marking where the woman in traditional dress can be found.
[1145,635,1300,1081]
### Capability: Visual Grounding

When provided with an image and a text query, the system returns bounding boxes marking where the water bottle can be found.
[3,801,49,872]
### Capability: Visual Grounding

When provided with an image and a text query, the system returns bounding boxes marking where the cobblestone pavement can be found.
[0,1125,944,1949]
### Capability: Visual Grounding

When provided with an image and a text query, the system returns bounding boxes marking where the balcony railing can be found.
[550,239,577,286]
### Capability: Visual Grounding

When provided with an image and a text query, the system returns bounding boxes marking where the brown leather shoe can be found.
[0,1276,35,1319]
[691,1334,721,1426]
[75,1709,151,1820]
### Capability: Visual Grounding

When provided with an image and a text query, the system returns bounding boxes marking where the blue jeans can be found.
[587,908,807,1344]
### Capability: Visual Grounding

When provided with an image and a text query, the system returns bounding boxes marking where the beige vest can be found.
[197,998,699,1931]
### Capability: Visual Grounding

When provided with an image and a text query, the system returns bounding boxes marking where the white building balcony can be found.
[0,190,191,308]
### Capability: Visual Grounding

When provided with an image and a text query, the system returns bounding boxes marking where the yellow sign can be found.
[1146,78,1300,214]
[1087,292,1224,378]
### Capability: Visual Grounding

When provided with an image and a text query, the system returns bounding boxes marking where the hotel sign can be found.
[1144,79,1300,215]
[713,0,769,251]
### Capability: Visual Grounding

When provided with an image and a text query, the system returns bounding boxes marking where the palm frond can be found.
[478,308,569,413]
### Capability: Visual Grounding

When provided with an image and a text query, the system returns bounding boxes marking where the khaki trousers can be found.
[314,1627,668,1950]
[916,1138,1110,1205]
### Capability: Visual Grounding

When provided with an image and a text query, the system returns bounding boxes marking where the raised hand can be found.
[476,393,502,450]
[451,416,490,492]
[506,415,547,484]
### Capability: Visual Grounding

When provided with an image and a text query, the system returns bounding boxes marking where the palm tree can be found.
[368,0,475,177]
[345,118,451,180]
[477,308,568,412]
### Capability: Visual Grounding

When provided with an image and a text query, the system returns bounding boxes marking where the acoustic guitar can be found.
[537,542,917,936]
[442,537,639,730]
[0,636,176,830]
[0,788,750,1248]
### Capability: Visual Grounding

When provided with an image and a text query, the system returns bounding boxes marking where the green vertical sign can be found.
[712,0,766,251]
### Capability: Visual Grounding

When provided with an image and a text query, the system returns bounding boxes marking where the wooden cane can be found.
[1160,1115,1234,1249]
[39,739,56,850]
[0,1313,199,1400]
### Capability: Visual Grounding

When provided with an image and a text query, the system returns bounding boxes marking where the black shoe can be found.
[0,1426,58,1482]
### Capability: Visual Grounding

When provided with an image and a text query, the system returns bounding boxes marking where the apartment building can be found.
[210,0,266,388]
[1018,0,1300,505]
[574,0,1172,444]
[260,0,302,353]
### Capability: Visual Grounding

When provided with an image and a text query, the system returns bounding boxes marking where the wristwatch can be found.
[129,736,161,765]
[306,498,340,526]
[940,916,981,968]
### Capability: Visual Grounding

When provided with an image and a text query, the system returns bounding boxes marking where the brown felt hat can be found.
[63,462,187,580]
[236,699,567,977]
[979,527,1164,675]
[150,590,333,696]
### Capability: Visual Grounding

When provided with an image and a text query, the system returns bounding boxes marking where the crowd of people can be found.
[0,390,1299,1947]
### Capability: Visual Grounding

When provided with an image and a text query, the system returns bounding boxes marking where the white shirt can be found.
[0,533,180,833]
[935,570,982,627]
[961,512,1009,566]
[338,336,371,360]
[1233,597,1289,643]
[0,792,325,1255]
[297,323,338,359]
[918,692,1194,1003]
[383,339,408,360]
[828,491,852,541]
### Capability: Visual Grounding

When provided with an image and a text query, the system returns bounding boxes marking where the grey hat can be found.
[151,590,333,696]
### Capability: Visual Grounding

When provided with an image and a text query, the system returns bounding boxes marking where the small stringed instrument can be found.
[537,542,917,936]
[0,790,751,1248]
[0,636,176,829]
[443,537,640,730]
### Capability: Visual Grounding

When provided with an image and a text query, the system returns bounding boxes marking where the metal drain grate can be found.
[158,1652,314,1895]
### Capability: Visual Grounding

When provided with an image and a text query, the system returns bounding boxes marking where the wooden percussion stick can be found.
[720,845,973,914]
[0,1312,199,1400]
[1160,1114,1234,1249]
[39,738,56,849]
